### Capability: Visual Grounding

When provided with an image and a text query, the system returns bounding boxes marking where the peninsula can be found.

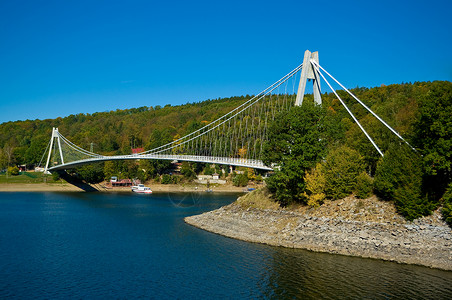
[185,189,452,271]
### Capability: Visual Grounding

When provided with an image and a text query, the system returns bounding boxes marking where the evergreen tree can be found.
[322,145,365,199]
[413,81,452,200]
[355,171,373,199]
[441,183,452,226]
[374,143,434,220]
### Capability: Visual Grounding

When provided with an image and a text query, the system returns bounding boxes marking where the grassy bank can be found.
[0,172,59,184]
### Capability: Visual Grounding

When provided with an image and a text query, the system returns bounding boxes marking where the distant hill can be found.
[0,95,253,167]
[0,81,450,176]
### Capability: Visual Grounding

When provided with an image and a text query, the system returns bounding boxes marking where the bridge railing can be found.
[48,154,273,171]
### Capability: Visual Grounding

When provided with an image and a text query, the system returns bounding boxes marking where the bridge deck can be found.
[48,154,273,171]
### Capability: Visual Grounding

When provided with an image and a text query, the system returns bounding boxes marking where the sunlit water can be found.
[0,192,451,299]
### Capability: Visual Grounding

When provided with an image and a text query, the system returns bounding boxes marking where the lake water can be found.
[0,192,451,299]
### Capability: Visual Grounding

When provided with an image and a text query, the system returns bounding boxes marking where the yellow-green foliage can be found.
[303,163,326,207]
[7,166,19,176]
[236,188,280,210]
[355,171,373,199]
[323,145,364,199]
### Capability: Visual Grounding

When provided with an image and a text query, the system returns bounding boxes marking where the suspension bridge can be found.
[40,50,413,174]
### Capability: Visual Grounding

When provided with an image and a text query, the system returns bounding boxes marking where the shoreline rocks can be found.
[185,196,452,271]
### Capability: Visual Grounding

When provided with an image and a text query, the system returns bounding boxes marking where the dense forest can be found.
[261,81,451,223]
[0,81,451,223]
[0,95,251,167]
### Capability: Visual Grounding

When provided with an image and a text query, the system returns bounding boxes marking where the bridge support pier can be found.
[295,50,321,106]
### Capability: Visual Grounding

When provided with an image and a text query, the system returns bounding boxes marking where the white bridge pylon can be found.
[43,50,415,173]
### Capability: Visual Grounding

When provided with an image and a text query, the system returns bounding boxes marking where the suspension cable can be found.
[147,66,302,155]
[37,138,52,168]
[57,132,102,157]
[139,63,303,155]
[313,62,384,157]
[311,60,416,152]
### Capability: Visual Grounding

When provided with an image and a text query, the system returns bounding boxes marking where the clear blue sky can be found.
[1,0,451,124]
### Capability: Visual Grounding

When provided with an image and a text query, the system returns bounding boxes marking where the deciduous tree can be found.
[263,101,326,206]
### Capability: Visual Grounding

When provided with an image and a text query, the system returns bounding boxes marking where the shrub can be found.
[7,166,19,176]
[161,174,172,184]
[233,172,249,187]
[160,174,180,184]
[153,175,161,183]
[136,169,148,183]
[374,144,419,201]
[441,183,452,226]
[355,171,373,199]
[394,185,434,221]
[52,172,60,181]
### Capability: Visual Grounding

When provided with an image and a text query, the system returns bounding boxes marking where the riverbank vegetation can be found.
[0,81,450,223]
[262,81,451,223]
[0,171,59,184]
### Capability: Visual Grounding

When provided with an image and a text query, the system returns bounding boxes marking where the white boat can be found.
[131,184,152,194]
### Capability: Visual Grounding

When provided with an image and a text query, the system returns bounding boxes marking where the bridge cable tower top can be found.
[295,50,321,106]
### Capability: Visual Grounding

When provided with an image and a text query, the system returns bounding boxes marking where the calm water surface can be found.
[0,192,451,299]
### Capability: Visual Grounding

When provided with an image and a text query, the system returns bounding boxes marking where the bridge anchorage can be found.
[41,50,414,174]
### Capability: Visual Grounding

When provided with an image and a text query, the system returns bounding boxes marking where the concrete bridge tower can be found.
[295,50,321,106]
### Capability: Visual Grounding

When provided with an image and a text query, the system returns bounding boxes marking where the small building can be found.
[197,175,213,181]
[109,176,133,187]
[195,174,226,185]
[131,147,144,154]
[111,178,133,187]
[212,173,219,180]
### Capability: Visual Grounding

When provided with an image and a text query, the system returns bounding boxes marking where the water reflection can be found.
[0,192,451,299]
[263,247,452,299]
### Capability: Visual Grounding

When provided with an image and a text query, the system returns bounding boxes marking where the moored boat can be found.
[132,184,152,194]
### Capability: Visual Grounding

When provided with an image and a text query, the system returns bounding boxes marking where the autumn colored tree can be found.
[303,163,326,207]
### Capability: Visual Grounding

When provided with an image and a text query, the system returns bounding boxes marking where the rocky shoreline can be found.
[185,193,452,271]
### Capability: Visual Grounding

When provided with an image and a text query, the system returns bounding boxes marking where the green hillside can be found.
[0,81,451,222]
[0,95,252,167]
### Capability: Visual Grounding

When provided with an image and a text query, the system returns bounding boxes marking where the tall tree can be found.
[413,81,452,199]
[262,101,327,206]
[322,145,365,199]
[374,143,433,220]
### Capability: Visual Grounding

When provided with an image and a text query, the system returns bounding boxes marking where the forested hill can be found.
[0,95,252,167]
[0,81,451,175]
